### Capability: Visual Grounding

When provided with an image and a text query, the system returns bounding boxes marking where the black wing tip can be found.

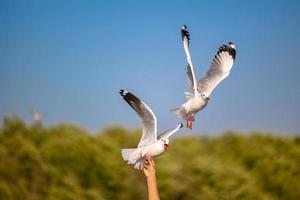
[181,25,187,30]
[216,42,236,60]
[181,25,190,42]
[180,123,184,128]
[119,89,141,109]
[119,89,128,97]
[228,42,236,49]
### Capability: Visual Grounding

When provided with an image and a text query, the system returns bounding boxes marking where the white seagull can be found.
[119,89,183,170]
[29,107,43,123]
[171,25,237,129]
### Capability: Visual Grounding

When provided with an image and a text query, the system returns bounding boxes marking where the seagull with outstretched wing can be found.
[171,25,236,129]
[119,89,183,170]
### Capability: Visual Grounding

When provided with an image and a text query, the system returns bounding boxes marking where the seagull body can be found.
[171,25,236,129]
[119,89,183,170]
[123,140,165,165]
[182,96,207,114]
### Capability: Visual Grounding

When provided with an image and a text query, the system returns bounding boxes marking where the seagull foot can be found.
[188,121,193,129]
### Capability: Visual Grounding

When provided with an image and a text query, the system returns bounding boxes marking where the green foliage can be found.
[0,117,299,200]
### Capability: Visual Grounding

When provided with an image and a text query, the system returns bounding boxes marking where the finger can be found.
[143,164,148,170]
[149,157,155,167]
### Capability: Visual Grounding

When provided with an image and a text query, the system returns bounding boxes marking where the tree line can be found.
[0,117,299,200]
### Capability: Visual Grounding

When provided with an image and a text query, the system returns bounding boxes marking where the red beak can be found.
[206,97,210,101]
[164,143,169,150]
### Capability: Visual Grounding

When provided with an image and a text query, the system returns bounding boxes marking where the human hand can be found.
[143,156,156,178]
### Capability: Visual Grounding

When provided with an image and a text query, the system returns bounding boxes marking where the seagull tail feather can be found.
[170,107,186,120]
[121,148,146,170]
[121,148,138,163]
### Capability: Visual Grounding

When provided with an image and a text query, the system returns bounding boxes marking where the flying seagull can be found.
[171,25,236,129]
[119,89,183,170]
[29,107,43,123]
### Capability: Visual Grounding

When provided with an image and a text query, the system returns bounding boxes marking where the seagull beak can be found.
[164,143,169,150]
[205,97,210,101]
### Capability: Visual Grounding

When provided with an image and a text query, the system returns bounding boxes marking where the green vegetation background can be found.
[0,117,299,200]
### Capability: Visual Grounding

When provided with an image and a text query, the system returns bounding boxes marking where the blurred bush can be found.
[0,117,299,200]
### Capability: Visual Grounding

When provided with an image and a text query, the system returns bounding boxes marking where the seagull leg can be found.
[188,115,193,129]
[186,113,189,128]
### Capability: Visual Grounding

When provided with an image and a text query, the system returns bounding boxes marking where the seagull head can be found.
[161,139,169,150]
[181,25,187,30]
[200,93,210,102]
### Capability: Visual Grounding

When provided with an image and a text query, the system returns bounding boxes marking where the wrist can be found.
[146,172,156,181]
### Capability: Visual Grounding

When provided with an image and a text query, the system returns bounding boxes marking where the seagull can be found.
[29,107,43,123]
[119,89,183,170]
[171,25,237,129]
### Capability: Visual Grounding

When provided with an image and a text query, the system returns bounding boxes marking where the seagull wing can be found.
[119,90,157,147]
[197,43,236,96]
[182,25,198,96]
[185,63,195,99]
[158,123,183,139]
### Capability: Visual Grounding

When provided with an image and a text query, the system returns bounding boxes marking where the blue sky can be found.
[0,0,300,134]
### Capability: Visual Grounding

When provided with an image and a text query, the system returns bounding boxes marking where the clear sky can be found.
[1,0,300,134]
